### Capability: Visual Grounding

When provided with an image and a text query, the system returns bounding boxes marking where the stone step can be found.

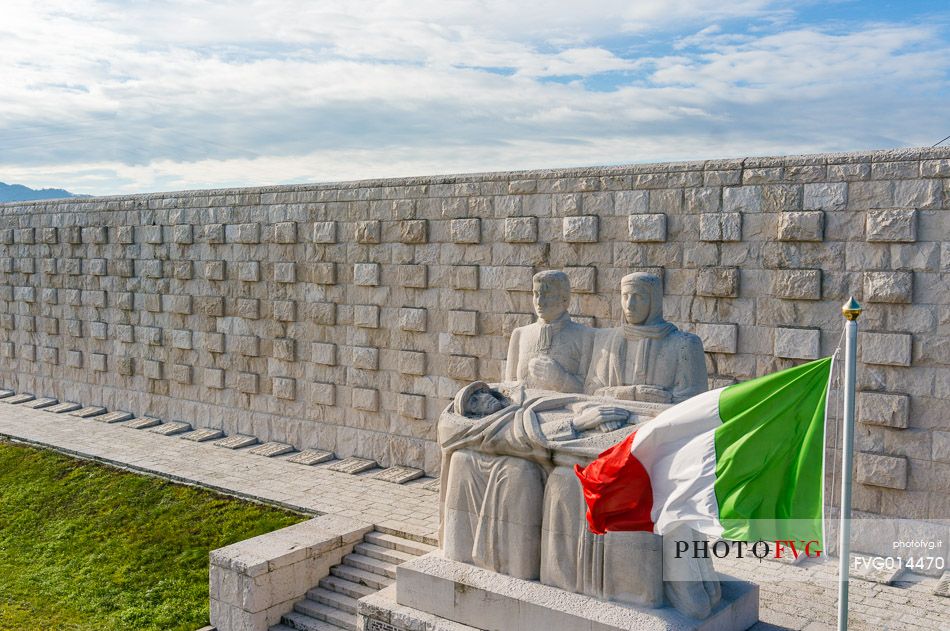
[329,564,393,590]
[342,552,397,579]
[363,531,436,557]
[306,587,358,614]
[279,611,345,631]
[354,542,416,566]
[294,598,356,629]
[317,575,374,600]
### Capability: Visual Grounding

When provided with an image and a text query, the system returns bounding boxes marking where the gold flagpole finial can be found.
[842,297,862,321]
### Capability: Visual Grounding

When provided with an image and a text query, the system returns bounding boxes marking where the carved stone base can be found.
[357,551,759,631]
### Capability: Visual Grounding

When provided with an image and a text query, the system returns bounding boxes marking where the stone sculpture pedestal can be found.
[357,551,759,631]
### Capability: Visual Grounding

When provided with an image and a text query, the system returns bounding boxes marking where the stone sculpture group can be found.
[438,271,722,619]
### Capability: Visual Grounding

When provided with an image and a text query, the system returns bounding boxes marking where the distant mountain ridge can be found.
[0,181,86,202]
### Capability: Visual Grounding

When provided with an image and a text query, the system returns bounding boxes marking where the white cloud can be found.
[1,1,947,194]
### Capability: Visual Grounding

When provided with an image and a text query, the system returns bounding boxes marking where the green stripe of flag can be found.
[714,357,833,546]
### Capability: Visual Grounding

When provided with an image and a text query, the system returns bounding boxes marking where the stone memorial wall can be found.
[0,147,946,523]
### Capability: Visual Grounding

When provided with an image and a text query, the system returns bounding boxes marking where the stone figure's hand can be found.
[595,385,638,401]
[573,406,630,432]
[527,356,566,389]
[634,385,673,404]
[599,419,627,433]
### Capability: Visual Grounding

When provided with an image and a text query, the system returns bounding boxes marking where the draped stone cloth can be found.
[438,390,665,602]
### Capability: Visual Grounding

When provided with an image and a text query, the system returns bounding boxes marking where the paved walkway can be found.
[0,400,947,630]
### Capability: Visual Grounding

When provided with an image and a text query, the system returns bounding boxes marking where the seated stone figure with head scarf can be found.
[586,271,707,404]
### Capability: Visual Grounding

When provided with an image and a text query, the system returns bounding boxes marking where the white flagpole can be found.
[837,297,862,631]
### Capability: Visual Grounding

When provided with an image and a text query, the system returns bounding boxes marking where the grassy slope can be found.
[0,440,306,630]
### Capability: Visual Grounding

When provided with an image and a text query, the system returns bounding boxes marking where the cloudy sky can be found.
[2,0,948,195]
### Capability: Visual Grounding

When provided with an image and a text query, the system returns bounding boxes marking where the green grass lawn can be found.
[0,440,307,630]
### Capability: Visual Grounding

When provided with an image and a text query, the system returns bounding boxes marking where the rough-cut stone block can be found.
[400,219,428,243]
[615,190,648,213]
[353,305,379,329]
[311,301,336,325]
[933,431,950,464]
[774,327,821,360]
[138,326,162,346]
[352,387,379,412]
[857,452,908,489]
[858,392,909,429]
[237,298,260,319]
[312,342,337,366]
[777,211,824,242]
[171,329,193,350]
[83,226,108,244]
[772,269,822,300]
[40,346,58,365]
[272,338,296,361]
[355,220,380,244]
[861,332,912,367]
[694,323,738,354]
[699,213,742,242]
[171,364,192,384]
[238,372,259,394]
[863,271,913,304]
[503,266,534,291]
[803,182,847,210]
[723,186,762,212]
[205,260,226,281]
[450,218,480,244]
[627,214,666,242]
[141,225,162,244]
[311,382,336,406]
[398,393,426,419]
[115,225,134,244]
[395,264,424,288]
[398,307,427,332]
[504,217,538,243]
[170,260,192,279]
[400,351,427,376]
[143,359,163,380]
[354,263,380,286]
[65,350,83,368]
[313,221,337,243]
[696,267,739,298]
[204,223,225,243]
[205,368,225,389]
[451,265,479,290]
[228,223,261,244]
[273,221,297,244]
[272,377,296,400]
[312,262,336,285]
[273,262,296,283]
[446,354,478,381]
[562,216,598,242]
[237,261,260,282]
[272,300,296,322]
[90,353,107,372]
[352,346,380,370]
[205,333,226,354]
[448,310,478,336]
[866,209,917,242]
[173,224,193,244]
[563,266,596,294]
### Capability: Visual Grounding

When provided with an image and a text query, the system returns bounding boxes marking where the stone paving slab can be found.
[94,411,134,424]
[371,466,424,484]
[44,402,82,414]
[248,441,294,457]
[123,416,162,429]
[214,434,259,450]
[70,406,105,418]
[0,403,947,630]
[179,428,224,442]
[21,397,58,409]
[148,421,191,436]
[286,449,334,465]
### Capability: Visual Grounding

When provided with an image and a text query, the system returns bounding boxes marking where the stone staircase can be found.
[271,531,435,631]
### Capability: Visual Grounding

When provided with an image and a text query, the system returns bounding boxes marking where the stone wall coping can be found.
[209,514,373,577]
[3,146,948,209]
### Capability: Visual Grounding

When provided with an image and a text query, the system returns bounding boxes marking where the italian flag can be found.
[575,356,834,546]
